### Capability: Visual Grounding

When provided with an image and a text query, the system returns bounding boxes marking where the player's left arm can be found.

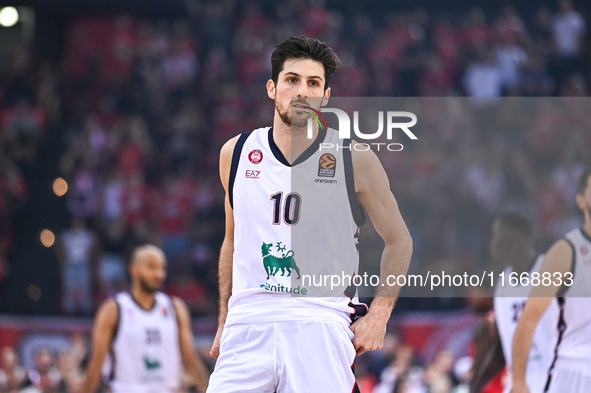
[349,142,413,355]
[510,239,572,393]
[172,297,209,393]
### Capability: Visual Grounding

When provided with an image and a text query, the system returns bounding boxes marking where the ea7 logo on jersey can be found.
[245,170,261,179]
[318,153,336,177]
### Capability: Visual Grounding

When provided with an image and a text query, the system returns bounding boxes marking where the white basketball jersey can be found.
[554,228,591,362]
[105,292,182,393]
[226,126,367,327]
[494,256,559,393]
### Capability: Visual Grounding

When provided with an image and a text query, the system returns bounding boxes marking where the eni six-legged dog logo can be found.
[261,241,301,280]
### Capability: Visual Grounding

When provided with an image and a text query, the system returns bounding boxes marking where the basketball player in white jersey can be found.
[207,36,413,392]
[511,167,591,393]
[471,213,558,393]
[81,244,209,393]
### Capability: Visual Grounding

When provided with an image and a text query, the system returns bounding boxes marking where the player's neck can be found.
[583,219,591,239]
[510,249,536,274]
[508,249,536,273]
[130,287,157,311]
[272,118,319,164]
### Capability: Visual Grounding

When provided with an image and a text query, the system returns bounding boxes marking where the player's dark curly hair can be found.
[496,212,533,239]
[270,36,340,91]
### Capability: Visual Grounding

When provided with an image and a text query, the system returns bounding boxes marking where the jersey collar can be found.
[268,126,327,167]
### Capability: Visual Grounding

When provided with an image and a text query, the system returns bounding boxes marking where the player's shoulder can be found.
[169,295,183,305]
[94,297,120,327]
[165,293,185,309]
[350,139,380,164]
[99,297,119,311]
[220,135,242,160]
[349,139,386,188]
[547,238,574,256]
[540,238,574,274]
[169,296,191,322]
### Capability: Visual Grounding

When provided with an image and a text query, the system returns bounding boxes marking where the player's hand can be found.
[350,313,387,355]
[210,325,224,359]
[509,380,530,393]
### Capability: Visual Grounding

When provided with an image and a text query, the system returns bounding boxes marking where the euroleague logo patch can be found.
[249,149,263,164]
[318,153,336,177]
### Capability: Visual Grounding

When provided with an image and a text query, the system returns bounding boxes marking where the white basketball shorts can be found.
[545,358,591,393]
[206,320,359,393]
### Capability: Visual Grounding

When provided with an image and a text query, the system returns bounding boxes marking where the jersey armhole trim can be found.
[106,348,116,382]
[229,131,253,209]
[343,139,366,227]
[170,296,181,330]
[544,296,566,392]
[557,239,576,297]
[169,295,183,353]
[112,298,121,342]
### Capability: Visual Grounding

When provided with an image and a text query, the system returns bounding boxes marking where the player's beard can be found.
[139,276,161,294]
[275,99,309,128]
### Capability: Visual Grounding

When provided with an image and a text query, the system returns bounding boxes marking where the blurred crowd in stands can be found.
[0,331,479,393]
[0,0,590,318]
[0,334,213,393]
[1,1,590,391]
[0,339,87,393]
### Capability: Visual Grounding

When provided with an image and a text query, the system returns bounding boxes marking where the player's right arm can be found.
[210,135,239,359]
[81,299,118,393]
[510,239,572,393]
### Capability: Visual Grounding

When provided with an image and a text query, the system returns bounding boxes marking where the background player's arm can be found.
[350,142,413,355]
[172,297,209,392]
[81,299,118,393]
[470,320,505,393]
[210,135,239,359]
[510,240,572,393]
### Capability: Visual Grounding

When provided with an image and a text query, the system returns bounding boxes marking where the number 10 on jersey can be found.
[270,192,302,225]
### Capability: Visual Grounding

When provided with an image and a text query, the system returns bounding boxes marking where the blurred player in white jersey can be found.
[471,213,558,393]
[81,244,209,393]
[511,167,591,393]
[207,36,413,392]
